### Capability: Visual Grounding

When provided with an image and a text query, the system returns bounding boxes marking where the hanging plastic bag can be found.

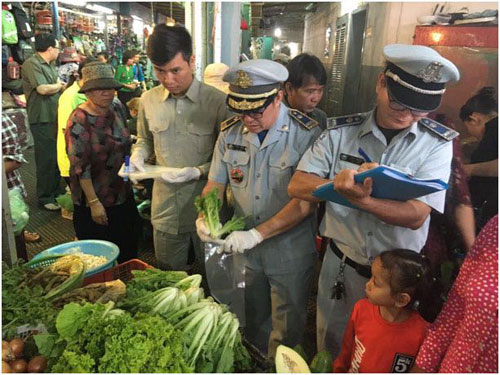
[204,242,247,326]
[9,187,29,235]
[56,192,74,212]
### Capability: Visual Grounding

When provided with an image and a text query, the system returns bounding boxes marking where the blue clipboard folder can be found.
[312,165,448,209]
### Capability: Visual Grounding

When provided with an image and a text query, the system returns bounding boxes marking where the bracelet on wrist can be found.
[88,198,99,205]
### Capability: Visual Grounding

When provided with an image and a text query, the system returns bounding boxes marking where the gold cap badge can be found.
[235,70,253,89]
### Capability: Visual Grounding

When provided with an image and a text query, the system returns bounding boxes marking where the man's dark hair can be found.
[286,53,327,88]
[34,33,58,52]
[146,25,192,66]
[97,51,109,60]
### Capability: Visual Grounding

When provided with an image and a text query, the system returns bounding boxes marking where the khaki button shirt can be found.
[22,54,60,124]
[134,79,229,234]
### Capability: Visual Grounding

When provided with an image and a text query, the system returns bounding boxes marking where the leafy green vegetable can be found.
[51,349,95,373]
[2,261,59,339]
[195,187,246,238]
[41,302,193,373]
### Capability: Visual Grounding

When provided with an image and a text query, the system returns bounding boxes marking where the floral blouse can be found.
[66,99,133,207]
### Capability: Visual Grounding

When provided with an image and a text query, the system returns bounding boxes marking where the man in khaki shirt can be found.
[130,25,228,270]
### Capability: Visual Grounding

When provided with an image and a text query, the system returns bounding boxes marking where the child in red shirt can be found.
[333,249,437,373]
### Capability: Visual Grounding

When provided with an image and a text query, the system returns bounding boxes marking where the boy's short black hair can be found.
[34,33,58,52]
[146,25,192,66]
[286,53,327,88]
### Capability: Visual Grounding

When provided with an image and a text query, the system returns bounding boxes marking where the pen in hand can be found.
[124,156,130,182]
[358,147,372,163]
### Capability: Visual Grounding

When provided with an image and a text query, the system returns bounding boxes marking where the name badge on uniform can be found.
[339,153,365,166]
[227,144,247,152]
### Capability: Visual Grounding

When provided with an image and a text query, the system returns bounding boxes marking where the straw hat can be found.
[204,63,230,94]
[79,62,123,93]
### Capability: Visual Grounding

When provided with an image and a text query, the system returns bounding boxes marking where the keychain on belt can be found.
[331,259,346,300]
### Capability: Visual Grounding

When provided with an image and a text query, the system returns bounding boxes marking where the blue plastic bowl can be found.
[30,240,120,277]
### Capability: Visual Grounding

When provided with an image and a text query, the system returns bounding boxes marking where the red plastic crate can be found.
[83,259,153,285]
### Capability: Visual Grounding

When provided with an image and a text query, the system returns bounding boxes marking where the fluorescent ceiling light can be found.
[85,4,114,14]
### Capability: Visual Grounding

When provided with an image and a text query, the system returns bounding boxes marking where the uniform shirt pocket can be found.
[187,122,216,156]
[147,113,170,152]
[269,151,299,193]
[223,150,250,188]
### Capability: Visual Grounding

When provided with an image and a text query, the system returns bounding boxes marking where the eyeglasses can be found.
[232,104,270,120]
[387,91,429,116]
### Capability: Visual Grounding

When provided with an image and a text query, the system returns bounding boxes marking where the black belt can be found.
[329,240,372,279]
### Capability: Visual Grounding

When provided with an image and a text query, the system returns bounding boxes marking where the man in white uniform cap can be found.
[196,59,322,358]
[289,44,460,356]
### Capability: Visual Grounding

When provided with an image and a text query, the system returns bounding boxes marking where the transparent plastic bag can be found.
[9,187,29,235]
[204,242,246,326]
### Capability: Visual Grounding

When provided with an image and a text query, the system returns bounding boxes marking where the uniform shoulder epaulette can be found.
[418,118,459,141]
[221,116,241,132]
[289,109,318,130]
[326,113,367,130]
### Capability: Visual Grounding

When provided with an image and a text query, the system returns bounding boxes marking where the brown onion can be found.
[10,359,27,373]
[2,360,11,373]
[9,338,24,358]
[27,356,47,373]
[2,341,13,362]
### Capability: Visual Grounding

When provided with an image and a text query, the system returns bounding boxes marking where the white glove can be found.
[118,151,146,184]
[223,229,263,254]
[196,218,226,253]
[161,167,201,183]
[130,152,146,173]
[196,217,213,243]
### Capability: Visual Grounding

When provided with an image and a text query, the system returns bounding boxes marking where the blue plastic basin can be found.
[30,240,120,277]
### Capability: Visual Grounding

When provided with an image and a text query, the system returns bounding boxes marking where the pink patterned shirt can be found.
[416,215,498,373]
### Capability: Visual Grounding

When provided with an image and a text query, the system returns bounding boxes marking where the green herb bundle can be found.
[194,187,246,239]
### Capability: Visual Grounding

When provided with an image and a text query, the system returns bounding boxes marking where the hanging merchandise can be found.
[7,57,20,80]
[2,44,12,66]
[12,39,35,64]
[58,11,65,26]
[10,2,33,40]
[35,9,52,26]
[2,10,19,45]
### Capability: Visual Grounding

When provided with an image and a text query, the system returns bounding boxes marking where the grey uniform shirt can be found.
[283,97,327,130]
[209,104,322,266]
[134,79,229,234]
[297,110,453,265]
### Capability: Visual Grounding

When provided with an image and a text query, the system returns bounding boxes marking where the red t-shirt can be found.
[333,299,428,373]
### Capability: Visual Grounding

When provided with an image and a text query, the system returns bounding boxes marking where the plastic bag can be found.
[56,192,74,212]
[9,187,28,235]
[204,242,246,326]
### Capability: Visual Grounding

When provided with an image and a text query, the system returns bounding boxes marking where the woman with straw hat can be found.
[65,62,140,263]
